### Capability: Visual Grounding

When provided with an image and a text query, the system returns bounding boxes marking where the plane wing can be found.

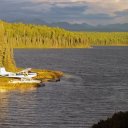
[18,68,32,73]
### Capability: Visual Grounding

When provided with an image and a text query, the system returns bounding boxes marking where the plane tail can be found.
[0,67,8,76]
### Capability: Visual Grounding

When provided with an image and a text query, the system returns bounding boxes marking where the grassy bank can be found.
[0,69,63,91]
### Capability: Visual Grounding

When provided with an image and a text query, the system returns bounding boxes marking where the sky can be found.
[0,0,128,25]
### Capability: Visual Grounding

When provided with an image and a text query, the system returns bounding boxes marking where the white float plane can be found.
[0,67,37,78]
[0,67,41,83]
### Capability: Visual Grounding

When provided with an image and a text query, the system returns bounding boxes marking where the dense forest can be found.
[0,21,90,48]
[1,21,128,48]
[0,20,128,71]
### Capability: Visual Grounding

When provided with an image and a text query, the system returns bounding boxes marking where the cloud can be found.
[83,0,128,16]
[0,0,128,25]
[32,0,127,3]
[31,0,128,17]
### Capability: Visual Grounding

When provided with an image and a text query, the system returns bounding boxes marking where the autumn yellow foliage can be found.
[0,20,128,81]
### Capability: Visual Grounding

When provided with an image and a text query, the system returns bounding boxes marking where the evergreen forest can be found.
[0,20,128,71]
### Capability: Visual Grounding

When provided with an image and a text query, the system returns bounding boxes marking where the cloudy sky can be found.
[0,0,128,25]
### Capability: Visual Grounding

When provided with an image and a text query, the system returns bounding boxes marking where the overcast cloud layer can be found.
[0,0,128,25]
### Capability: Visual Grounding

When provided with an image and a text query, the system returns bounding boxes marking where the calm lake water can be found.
[0,47,128,128]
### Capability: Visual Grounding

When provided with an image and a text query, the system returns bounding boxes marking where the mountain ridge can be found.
[1,19,128,32]
[49,22,128,32]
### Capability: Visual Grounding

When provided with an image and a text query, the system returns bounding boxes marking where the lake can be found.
[0,47,128,128]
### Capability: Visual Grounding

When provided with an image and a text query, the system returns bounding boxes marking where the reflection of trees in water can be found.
[0,88,37,127]
[0,86,37,93]
[0,92,8,125]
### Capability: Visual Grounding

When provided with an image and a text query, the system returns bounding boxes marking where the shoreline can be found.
[0,69,63,92]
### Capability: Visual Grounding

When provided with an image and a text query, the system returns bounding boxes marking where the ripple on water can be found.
[0,47,128,128]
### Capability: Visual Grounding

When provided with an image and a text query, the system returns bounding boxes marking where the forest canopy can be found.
[1,20,128,48]
[0,20,128,70]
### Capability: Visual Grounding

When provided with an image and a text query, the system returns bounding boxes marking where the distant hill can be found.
[49,22,128,32]
[49,22,95,31]
[96,23,128,32]
[7,18,47,25]
[4,19,128,32]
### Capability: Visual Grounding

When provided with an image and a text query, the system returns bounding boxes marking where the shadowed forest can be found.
[0,20,128,71]
[92,111,128,128]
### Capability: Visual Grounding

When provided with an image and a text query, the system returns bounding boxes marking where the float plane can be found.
[0,67,41,83]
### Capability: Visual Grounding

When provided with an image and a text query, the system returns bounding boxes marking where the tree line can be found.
[0,20,128,71]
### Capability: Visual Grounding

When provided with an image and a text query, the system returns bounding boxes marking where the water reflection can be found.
[0,91,9,127]
[0,85,38,93]
[0,85,40,128]
[0,47,126,128]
